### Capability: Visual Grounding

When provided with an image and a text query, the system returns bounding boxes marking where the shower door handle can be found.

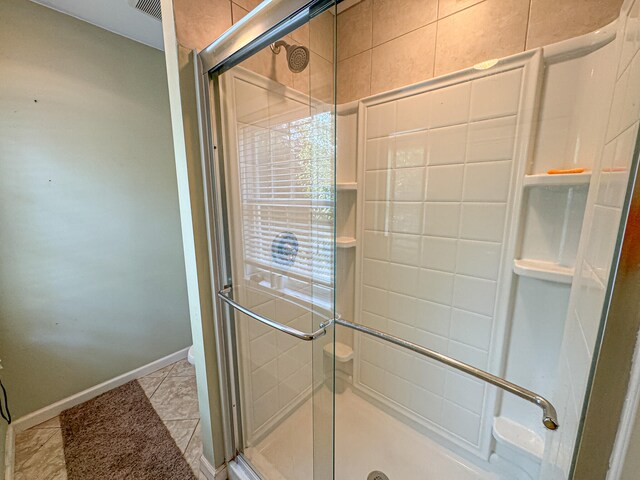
[218,287,332,341]
[335,317,559,431]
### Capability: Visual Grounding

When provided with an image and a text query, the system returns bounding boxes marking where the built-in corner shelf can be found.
[337,182,357,191]
[493,416,544,462]
[337,237,357,248]
[323,341,354,363]
[523,172,591,187]
[513,259,574,284]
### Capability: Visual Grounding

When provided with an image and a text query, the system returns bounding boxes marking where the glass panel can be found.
[331,2,640,480]
[216,6,336,479]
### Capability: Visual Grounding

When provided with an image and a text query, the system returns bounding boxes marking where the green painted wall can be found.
[0,0,191,454]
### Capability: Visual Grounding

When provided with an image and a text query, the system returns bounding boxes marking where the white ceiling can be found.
[31,0,164,50]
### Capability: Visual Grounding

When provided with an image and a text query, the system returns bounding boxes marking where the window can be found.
[235,87,334,303]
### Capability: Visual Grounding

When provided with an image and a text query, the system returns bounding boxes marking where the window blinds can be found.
[236,107,335,290]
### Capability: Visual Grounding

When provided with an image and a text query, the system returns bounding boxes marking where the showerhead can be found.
[270,40,310,73]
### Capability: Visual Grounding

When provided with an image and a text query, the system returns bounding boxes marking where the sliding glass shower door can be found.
[206,3,337,479]
[195,0,640,478]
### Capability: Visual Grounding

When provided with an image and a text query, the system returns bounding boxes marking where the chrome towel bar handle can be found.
[335,318,559,431]
[217,286,558,430]
[217,287,332,341]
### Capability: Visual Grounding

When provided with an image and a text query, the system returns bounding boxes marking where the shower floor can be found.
[245,385,523,480]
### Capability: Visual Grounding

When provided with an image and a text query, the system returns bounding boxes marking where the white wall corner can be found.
[159,0,222,470]
[11,348,189,434]
[4,425,15,480]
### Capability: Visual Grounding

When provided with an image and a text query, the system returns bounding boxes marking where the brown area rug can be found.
[60,380,196,480]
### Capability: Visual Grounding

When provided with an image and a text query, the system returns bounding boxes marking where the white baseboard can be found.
[200,455,227,479]
[11,347,189,434]
[5,347,190,480]
[4,424,15,480]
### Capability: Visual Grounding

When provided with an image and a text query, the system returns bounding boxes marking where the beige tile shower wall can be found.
[172,0,265,52]
[337,0,624,103]
[172,0,334,99]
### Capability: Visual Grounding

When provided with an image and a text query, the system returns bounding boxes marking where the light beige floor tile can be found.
[169,359,196,377]
[164,419,199,453]
[184,422,203,476]
[15,429,67,480]
[15,428,57,470]
[150,375,200,421]
[144,363,175,379]
[32,416,61,429]
[137,376,164,397]
[15,360,201,478]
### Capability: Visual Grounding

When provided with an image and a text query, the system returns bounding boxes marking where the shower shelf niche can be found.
[492,416,544,462]
[513,259,574,284]
[337,237,357,248]
[323,341,354,362]
[523,171,591,187]
[337,182,357,191]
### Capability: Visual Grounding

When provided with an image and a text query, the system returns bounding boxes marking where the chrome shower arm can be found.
[270,40,288,54]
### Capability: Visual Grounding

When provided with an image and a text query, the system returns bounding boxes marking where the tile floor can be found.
[13,359,205,480]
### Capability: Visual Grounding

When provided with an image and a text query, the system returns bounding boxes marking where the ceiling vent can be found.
[128,0,162,21]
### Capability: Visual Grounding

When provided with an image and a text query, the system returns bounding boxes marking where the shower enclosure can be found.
[193,0,640,478]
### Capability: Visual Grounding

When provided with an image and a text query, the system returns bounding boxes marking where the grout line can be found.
[148,362,177,399]
[368,0,374,95]
[524,0,533,51]
[437,0,487,21]
[14,428,58,475]
[182,421,199,455]
[433,11,439,78]
[146,378,163,399]
[340,18,439,65]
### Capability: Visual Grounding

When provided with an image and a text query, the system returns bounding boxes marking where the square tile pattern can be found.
[239,290,315,437]
[358,67,524,447]
[228,74,333,440]
[543,2,640,475]
[13,359,206,480]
